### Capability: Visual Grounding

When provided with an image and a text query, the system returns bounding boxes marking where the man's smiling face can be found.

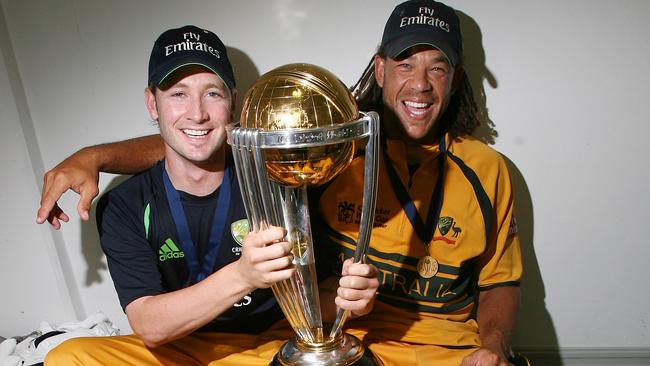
[375,45,455,143]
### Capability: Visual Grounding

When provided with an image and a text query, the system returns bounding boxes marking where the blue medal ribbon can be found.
[162,162,232,283]
[383,135,446,246]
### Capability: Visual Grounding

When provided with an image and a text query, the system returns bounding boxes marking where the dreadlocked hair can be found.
[439,72,481,137]
[349,50,482,138]
[349,57,383,114]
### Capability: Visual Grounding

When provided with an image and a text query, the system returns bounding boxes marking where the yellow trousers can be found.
[45,323,475,366]
[44,322,293,366]
[215,327,474,366]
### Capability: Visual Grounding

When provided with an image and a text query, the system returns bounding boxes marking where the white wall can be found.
[0,1,80,337]
[0,0,648,359]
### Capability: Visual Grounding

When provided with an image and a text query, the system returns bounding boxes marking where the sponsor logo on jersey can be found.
[338,201,355,224]
[159,238,185,262]
[230,219,253,307]
[432,216,462,245]
[336,201,390,228]
[230,219,249,256]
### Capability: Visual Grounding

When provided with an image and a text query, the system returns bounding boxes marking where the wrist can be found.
[480,340,508,360]
[481,329,510,355]
[230,260,256,294]
[78,145,104,171]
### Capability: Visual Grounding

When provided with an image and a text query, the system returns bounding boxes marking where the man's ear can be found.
[374,55,386,88]
[144,87,159,121]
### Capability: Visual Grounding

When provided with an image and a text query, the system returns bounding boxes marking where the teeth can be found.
[410,109,426,116]
[183,129,209,137]
[404,101,429,108]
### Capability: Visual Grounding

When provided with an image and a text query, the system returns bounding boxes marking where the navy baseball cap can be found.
[380,0,463,67]
[148,25,235,89]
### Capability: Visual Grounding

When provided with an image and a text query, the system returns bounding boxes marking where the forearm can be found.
[126,261,252,347]
[85,134,164,174]
[477,285,521,357]
[125,226,294,347]
[36,135,165,227]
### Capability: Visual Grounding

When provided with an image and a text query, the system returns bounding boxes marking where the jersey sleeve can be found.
[476,155,523,289]
[97,189,164,310]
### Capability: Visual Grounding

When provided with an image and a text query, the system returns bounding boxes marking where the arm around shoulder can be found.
[36,134,164,229]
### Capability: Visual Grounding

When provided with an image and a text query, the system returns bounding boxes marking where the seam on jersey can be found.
[445,151,493,243]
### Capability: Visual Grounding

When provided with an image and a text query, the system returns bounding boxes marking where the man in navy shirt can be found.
[44,25,378,365]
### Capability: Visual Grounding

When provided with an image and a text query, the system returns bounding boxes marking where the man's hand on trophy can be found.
[236,226,295,291]
[335,258,379,318]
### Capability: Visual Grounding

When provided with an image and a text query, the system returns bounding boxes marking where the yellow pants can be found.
[45,323,475,366]
[44,322,293,366]
[215,327,475,366]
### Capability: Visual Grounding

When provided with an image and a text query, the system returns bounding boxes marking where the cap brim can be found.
[384,31,459,67]
[149,54,235,89]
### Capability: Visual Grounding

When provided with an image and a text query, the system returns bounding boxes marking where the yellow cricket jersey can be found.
[316,134,522,347]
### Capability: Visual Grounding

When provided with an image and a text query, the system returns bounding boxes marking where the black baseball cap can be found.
[380,0,463,67]
[148,25,235,89]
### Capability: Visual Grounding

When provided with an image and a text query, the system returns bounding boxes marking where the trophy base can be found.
[269,333,381,366]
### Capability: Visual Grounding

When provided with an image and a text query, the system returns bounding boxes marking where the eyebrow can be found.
[421,55,450,65]
[169,81,227,90]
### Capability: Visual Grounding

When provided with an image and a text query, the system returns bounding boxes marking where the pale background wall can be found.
[1,0,648,361]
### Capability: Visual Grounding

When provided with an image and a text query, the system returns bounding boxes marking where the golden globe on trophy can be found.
[227,63,380,366]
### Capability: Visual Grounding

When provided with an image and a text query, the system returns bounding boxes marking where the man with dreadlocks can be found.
[37,1,523,365]
[312,1,523,365]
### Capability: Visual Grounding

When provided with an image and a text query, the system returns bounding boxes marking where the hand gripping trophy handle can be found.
[328,112,380,340]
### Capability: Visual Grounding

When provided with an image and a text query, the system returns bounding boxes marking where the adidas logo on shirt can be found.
[159,238,185,262]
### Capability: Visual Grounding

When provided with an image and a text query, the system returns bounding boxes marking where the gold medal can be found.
[417,255,439,278]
